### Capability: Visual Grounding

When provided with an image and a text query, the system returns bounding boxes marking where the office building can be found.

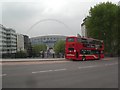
[81,18,87,37]
[17,34,24,51]
[0,24,17,58]
[17,34,32,57]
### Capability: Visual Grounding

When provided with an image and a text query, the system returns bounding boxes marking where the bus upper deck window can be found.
[67,38,75,42]
[77,38,81,42]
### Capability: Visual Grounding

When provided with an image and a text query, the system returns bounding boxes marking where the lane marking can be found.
[105,63,118,66]
[54,68,67,71]
[78,65,97,69]
[32,68,67,74]
[32,70,53,74]
[0,74,7,77]
[78,63,118,69]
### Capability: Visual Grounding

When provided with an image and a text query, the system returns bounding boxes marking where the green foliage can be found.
[32,44,47,54]
[54,40,65,54]
[16,51,27,58]
[85,2,119,56]
[118,5,120,56]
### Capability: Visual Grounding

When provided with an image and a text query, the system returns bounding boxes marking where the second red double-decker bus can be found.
[65,36,104,61]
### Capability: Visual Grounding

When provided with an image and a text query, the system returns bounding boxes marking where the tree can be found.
[85,2,119,56]
[54,40,65,57]
[118,5,120,56]
[32,44,47,57]
[15,51,27,58]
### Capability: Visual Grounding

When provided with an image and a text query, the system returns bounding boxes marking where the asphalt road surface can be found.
[2,57,118,88]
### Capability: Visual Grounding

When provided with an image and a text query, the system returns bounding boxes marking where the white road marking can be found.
[32,70,53,74]
[0,74,7,77]
[32,68,67,74]
[54,68,67,71]
[105,63,118,66]
[78,63,118,69]
[32,63,117,74]
[78,65,97,69]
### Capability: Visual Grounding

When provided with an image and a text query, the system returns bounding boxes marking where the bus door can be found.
[76,51,79,58]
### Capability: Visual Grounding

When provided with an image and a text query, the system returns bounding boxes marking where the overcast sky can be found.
[1,0,119,37]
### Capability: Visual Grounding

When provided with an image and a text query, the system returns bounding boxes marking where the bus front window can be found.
[68,48,74,51]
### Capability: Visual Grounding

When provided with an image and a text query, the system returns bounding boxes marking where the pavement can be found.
[1,57,117,62]
[0,58,65,62]
[1,57,118,88]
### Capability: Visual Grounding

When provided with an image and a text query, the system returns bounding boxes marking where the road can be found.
[1,57,118,88]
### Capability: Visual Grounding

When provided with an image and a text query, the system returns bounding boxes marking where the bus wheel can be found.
[82,56,86,61]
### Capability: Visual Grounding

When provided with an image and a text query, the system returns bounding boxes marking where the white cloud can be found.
[1,0,119,37]
[41,0,67,16]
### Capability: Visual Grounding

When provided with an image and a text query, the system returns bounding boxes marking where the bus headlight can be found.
[74,50,76,52]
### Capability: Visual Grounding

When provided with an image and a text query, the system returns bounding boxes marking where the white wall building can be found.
[0,24,17,58]
[17,34,24,51]
[6,28,17,54]
[81,17,88,37]
[0,24,7,55]
[81,23,87,37]
[118,1,120,5]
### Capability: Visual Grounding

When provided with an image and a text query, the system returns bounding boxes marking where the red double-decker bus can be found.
[65,36,104,61]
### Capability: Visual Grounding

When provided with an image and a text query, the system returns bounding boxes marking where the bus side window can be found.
[77,38,81,42]
[81,38,87,44]
[80,50,85,54]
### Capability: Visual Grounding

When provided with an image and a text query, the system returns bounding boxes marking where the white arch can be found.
[26,18,72,35]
